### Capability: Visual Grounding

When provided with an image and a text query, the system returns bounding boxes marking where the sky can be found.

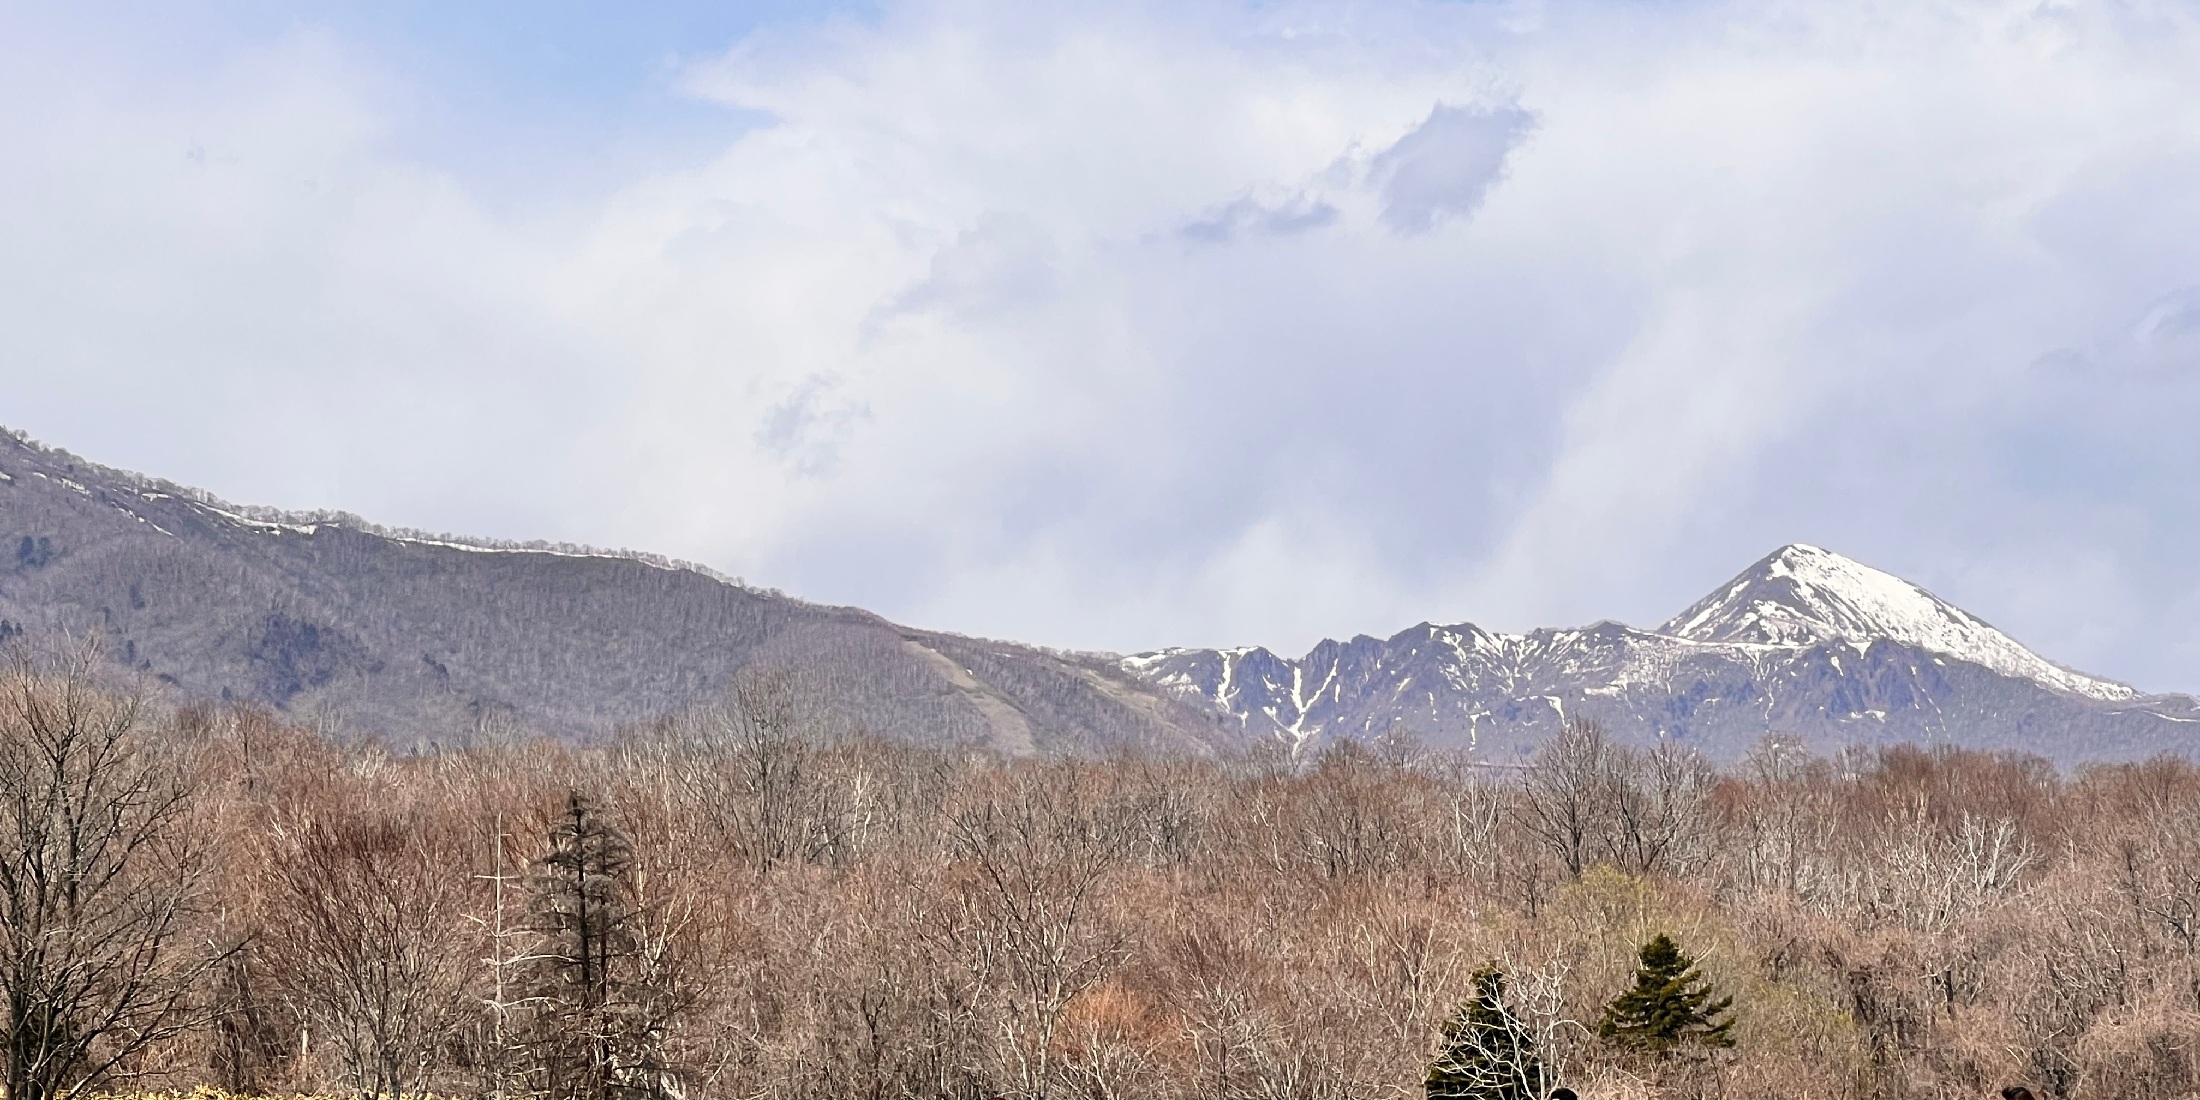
[3,0,2200,692]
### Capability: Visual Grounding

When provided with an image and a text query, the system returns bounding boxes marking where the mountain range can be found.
[2,427,2194,763]
[1127,543,2200,762]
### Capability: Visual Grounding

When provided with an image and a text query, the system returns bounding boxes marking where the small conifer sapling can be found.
[1598,933,1734,1054]
[1427,963,1547,1100]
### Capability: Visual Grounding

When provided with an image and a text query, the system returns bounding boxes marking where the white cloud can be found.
[6,0,2200,691]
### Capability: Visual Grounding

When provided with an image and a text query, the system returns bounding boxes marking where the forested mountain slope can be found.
[0,430,1234,753]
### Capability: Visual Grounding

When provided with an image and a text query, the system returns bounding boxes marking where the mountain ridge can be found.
[3,425,2193,764]
[0,428,1236,755]
[1120,546,2199,763]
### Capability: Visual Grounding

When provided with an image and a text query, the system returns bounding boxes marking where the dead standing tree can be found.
[0,658,232,1100]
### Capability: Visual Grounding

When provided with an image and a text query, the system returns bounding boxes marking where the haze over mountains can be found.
[2,427,2193,764]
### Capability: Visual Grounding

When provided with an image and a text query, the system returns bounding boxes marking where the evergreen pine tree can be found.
[1597,933,1734,1054]
[1426,964,1546,1100]
[521,792,678,1100]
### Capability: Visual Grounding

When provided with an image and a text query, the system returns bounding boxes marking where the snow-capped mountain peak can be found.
[1119,543,2194,761]
[1658,544,2134,701]
[1120,543,2191,760]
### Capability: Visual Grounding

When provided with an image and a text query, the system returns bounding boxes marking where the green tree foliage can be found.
[1427,963,1546,1100]
[1598,933,1734,1054]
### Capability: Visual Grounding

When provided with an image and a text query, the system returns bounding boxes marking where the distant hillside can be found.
[1121,545,2200,764]
[0,430,1237,754]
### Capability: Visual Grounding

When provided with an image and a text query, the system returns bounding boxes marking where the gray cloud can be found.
[2134,290,2200,372]
[1178,192,1340,244]
[757,374,869,477]
[1369,103,1534,235]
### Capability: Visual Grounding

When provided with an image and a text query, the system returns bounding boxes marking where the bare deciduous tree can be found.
[1605,742,1715,876]
[0,657,232,1100]
[671,670,849,872]
[943,769,1131,1099]
[6,655,2195,1100]
[1519,719,1618,878]
[260,792,472,1099]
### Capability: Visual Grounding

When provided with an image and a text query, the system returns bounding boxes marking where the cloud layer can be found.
[4,0,2200,691]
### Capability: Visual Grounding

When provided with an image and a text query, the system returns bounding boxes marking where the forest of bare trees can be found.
[4,652,2199,1099]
